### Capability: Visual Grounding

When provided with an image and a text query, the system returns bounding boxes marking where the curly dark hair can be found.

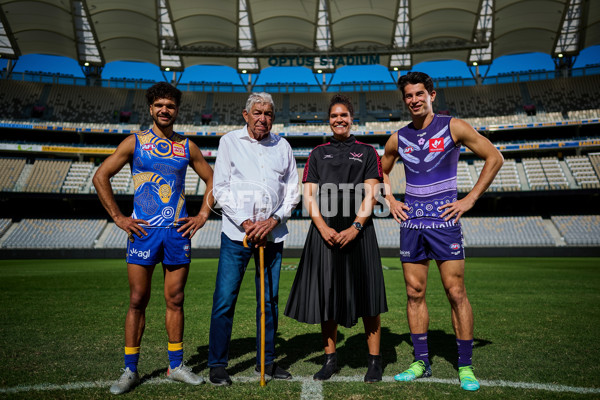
[328,94,354,117]
[398,72,434,96]
[145,82,182,107]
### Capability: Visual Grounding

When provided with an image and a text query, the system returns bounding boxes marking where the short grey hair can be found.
[244,92,275,113]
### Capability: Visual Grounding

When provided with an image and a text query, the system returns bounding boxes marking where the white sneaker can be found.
[167,362,204,385]
[109,367,140,395]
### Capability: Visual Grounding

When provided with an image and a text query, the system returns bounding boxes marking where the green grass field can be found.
[0,257,599,399]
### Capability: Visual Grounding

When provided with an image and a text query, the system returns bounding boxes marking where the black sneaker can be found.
[255,363,292,380]
[209,366,232,386]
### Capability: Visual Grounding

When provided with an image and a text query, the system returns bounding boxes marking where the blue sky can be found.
[2,45,598,85]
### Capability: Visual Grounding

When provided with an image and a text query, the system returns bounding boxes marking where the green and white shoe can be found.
[394,360,432,382]
[459,365,480,391]
[109,367,140,395]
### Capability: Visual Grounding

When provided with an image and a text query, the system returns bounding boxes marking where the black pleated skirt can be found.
[284,215,388,329]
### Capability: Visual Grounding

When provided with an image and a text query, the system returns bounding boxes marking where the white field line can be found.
[1,375,599,395]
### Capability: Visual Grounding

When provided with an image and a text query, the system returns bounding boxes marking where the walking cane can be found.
[243,235,267,387]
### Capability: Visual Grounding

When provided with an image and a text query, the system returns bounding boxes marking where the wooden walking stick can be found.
[243,235,267,387]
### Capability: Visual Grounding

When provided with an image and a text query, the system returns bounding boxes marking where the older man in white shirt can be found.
[208,92,299,386]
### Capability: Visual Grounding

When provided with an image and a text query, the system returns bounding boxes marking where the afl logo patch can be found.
[172,143,186,158]
[142,143,156,151]
[449,243,461,250]
[404,146,414,154]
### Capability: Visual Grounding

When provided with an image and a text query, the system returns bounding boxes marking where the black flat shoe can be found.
[313,353,339,381]
[364,354,382,383]
[209,366,232,386]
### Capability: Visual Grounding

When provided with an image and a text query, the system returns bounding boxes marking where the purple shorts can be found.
[400,224,465,262]
[126,227,191,266]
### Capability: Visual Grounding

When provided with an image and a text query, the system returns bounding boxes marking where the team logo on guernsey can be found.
[404,146,414,154]
[172,142,186,158]
[142,143,156,151]
[450,243,461,250]
[429,138,444,152]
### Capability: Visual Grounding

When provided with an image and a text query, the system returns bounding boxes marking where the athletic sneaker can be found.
[394,360,432,382]
[109,367,140,395]
[458,365,480,391]
[167,362,204,385]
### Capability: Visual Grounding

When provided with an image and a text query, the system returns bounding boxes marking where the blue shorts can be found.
[400,225,465,262]
[126,227,191,266]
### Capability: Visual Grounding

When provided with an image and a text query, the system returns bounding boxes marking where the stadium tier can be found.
[1,154,599,196]
[1,72,599,258]
[1,217,599,250]
[2,75,600,128]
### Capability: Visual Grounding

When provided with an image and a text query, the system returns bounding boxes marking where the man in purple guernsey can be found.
[381,72,503,391]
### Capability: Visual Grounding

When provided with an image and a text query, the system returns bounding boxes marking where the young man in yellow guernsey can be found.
[93,82,214,395]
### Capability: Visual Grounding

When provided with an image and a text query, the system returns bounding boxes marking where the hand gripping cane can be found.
[243,235,266,387]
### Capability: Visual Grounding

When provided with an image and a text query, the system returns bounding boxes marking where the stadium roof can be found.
[0,0,598,73]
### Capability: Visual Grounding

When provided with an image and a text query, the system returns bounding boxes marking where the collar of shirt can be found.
[236,125,277,144]
[329,134,356,147]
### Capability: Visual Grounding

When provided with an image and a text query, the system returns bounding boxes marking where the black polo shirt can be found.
[303,135,382,187]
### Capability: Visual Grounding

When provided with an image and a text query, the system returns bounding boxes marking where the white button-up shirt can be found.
[213,126,300,242]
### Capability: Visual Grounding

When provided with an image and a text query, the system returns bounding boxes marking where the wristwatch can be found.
[352,221,363,231]
[271,215,281,224]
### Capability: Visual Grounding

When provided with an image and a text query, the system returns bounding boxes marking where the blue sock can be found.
[124,346,140,372]
[411,333,429,366]
[457,339,473,367]
[168,342,183,369]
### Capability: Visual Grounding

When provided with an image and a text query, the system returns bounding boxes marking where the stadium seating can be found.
[3,76,598,129]
[460,216,555,247]
[0,157,26,191]
[284,219,311,248]
[0,218,12,238]
[62,161,94,193]
[97,222,128,249]
[373,218,400,248]
[551,215,600,245]
[190,219,222,249]
[0,215,598,249]
[457,160,474,192]
[88,163,133,194]
[522,157,550,190]
[565,155,600,188]
[184,166,199,195]
[526,75,600,114]
[473,158,521,191]
[23,159,71,193]
[443,82,523,118]
[1,219,106,249]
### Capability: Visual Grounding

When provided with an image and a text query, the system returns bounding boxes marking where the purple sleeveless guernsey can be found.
[397,114,460,229]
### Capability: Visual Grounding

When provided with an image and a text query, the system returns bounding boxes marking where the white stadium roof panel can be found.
[493,0,566,58]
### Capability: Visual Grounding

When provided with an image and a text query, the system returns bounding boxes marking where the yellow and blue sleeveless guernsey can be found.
[131,129,190,227]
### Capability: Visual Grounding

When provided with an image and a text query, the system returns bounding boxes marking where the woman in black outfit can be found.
[284,94,387,382]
